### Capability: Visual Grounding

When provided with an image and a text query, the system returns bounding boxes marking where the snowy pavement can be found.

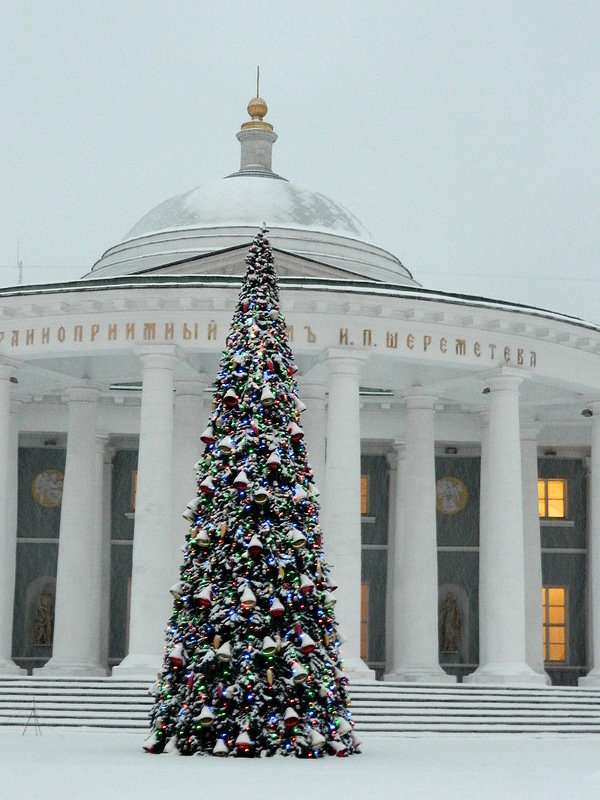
[1,730,599,800]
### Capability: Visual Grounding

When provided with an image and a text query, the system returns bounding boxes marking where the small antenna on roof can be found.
[256,65,260,97]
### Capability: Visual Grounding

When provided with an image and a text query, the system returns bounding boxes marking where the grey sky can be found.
[1,1,598,321]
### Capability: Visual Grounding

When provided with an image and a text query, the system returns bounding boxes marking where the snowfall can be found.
[2,729,600,800]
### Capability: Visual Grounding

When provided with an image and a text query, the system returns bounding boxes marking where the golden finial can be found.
[241,66,273,131]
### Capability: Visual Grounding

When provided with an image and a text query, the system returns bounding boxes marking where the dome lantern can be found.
[233,93,281,179]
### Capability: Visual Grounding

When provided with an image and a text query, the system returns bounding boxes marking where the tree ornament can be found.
[199,706,214,727]
[248,535,263,556]
[336,717,352,736]
[196,585,213,607]
[266,452,281,470]
[199,476,215,495]
[309,729,326,749]
[182,496,202,520]
[235,731,252,753]
[196,527,210,548]
[294,484,308,502]
[169,582,184,599]
[240,586,257,609]
[288,422,304,442]
[269,598,285,618]
[223,389,239,408]
[284,707,299,728]
[212,739,229,757]
[262,636,277,656]
[290,527,307,549]
[260,385,276,406]
[200,425,214,444]
[266,667,274,686]
[294,395,307,413]
[169,642,184,667]
[291,661,308,684]
[253,486,269,505]
[299,632,316,654]
[322,591,337,608]
[216,641,232,662]
[234,470,249,490]
[300,575,314,595]
[218,435,236,454]
[142,732,161,753]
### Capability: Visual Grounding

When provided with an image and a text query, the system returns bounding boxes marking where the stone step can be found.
[2,678,600,733]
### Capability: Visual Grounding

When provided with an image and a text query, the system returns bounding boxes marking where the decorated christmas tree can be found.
[144,229,358,758]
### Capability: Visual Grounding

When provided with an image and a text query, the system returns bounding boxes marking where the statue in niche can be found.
[34,584,55,647]
[439,591,461,653]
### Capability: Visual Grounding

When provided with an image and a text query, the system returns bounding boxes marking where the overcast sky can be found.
[1,2,598,321]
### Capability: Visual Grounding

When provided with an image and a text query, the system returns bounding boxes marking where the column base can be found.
[111,653,162,680]
[464,662,549,686]
[338,657,376,682]
[578,669,600,686]
[0,656,26,675]
[384,665,456,684]
[34,660,107,677]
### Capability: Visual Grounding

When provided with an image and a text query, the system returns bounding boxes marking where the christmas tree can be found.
[144,229,359,758]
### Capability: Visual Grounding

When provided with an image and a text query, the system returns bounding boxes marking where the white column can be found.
[96,436,114,672]
[113,346,176,677]
[580,401,600,685]
[521,424,550,681]
[297,379,326,491]
[172,377,207,582]
[465,370,546,684]
[0,363,24,673]
[389,391,455,682]
[384,441,407,679]
[321,352,374,679]
[37,386,105,675]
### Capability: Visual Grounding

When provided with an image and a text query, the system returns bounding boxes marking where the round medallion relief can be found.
[436,476,469,515]
[31,469,64,508]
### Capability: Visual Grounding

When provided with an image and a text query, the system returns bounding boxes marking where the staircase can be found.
[1,677,600,734]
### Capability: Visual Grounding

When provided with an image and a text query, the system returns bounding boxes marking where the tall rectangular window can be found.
[538,478,566,519]
[361,475,369,516]
[131,470,138,512]
[360,582,369,659]
[542,586,566,662]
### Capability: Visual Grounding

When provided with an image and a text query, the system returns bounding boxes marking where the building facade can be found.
[1,97,600,686]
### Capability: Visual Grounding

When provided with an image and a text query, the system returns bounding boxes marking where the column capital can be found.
[62,385,102,404]
[520,422,542,442]
[135,344,180,368]
[174,375,209,398]
[386,442,406,470]
[481,367,526,393]
[404,388,437,411]
[323,349,367,376]
[297,377,326,401]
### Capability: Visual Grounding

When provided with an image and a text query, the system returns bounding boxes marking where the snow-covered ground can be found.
[2,729,599,799]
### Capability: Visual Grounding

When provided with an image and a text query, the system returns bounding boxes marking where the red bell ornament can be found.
[300,574,314,595]
[288,422,304,442]
[269,598,285,618]
[235,731,252,753]
[196,585,213,607]
[233,470,249,490]
[200,425,214,444]
[248,534,263,556]
[266,452,281,470]
[299,632,316,654]
[284,707,299,728]
[200,476,215,495]
[169,642,184,666]
[294,484,308,502]
[240,586,257,609]
[223,389,239,408]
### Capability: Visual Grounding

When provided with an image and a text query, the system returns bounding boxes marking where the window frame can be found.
[538,478,567,520]
[542,585,568,664]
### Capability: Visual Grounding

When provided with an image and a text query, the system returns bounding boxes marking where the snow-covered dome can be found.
[85,98,417,286]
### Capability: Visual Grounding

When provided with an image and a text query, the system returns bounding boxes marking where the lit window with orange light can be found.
[542,586,566,662]
[538,479,566,519]
[361,475,369,516]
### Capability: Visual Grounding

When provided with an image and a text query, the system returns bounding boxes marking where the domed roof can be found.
[85,97,417,287]
[123,175,373,244]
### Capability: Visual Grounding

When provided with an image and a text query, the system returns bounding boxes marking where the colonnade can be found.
[0,351,600,684]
